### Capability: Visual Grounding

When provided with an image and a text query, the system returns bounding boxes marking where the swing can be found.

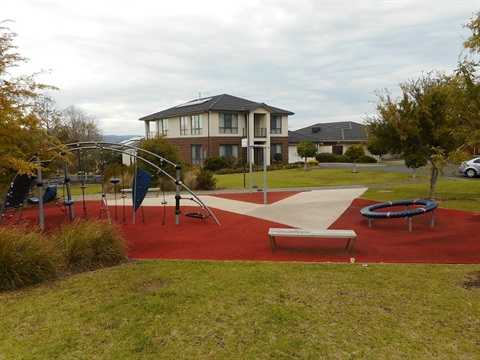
[110,175,120,221]
[27,185,58,205]
[182,196,209,219]
[185,211,207,219]
[78,151,88,220]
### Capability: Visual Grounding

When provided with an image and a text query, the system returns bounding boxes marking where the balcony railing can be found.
[254,128,267,138]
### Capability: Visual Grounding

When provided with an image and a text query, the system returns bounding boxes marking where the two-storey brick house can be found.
[139,94,294,166]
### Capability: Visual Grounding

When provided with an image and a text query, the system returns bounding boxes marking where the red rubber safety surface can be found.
[6,196,480,264]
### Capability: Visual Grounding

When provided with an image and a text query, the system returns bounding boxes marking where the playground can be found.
[1,141,478,265]
[7,187,480,264]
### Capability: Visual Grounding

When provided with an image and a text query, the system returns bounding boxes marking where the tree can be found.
[450,13,480,156]
[344,145,365,173]
[34,92,62,135]
[365,71,465,199]
[404,151,428,179]
[56,105,102,144]
[0,22,61,176]
[366,141,389,162]
[138,135,181,188]
[296,141,317,170]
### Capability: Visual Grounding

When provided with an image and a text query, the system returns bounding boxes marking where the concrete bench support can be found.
[268,228,357,254]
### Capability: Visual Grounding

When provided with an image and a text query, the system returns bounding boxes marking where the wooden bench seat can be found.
[268,228,357,254]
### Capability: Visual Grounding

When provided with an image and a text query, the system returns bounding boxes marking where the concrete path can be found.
[141,187,367,229]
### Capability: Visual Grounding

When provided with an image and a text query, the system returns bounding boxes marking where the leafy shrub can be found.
[359,155,378,163]
[315,153,349,163]
[54,220,128,272]
[0,226,60,290]
[283,163,302,169]
[204,156,230,172]
[196,169,217,190]
[273,153,283,163]
[216,167,241,175]
[308,159,319,166]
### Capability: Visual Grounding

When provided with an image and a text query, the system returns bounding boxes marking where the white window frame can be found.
[270,115,282,134]
[180,116,188,136]
[219,113,238,134]
[219,144,239,158]
[162,119,169,135]
[191,144,202,164]
[191,114,202,135]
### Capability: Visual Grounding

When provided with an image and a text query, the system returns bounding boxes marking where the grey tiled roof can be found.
[139,93,294,121]
[289,121,368,143]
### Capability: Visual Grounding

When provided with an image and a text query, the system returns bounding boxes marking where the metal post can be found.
[62,154,75,220]
[249,145,268,204]
[133,165,138,224]
[36,155,45,230]
[249,146,253,194]
[175,162,181,225]
[263,145,267,205]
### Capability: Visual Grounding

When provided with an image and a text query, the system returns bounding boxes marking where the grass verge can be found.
[214,168,431,189]
[0,260,478,359]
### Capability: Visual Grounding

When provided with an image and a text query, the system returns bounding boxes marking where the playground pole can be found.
[62,153,75,220]
[248,145,268,205]
[249,146,253,194]
[262,145,267,205]
[175,163,181,225]
[35,155,45,230]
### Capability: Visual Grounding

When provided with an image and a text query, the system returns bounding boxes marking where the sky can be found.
[3,0,479,136]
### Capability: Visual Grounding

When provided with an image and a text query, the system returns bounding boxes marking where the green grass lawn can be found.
[1,261,479,359]
[215,168,480,211]
[215,168,432,189]
[69,183,103,196]
[69,168,480,211]
[360,179,480,211]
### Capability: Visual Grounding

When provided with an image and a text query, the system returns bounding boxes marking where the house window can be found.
[191,114,202,135]
[191,145,202,164]
[219,113,238,134]
[161,119,169,135]
[219,144,239,158]
[270,115,282,134]
[271,144,282,160]
[180,116,188,135]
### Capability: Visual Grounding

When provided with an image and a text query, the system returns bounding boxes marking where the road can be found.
[316,160,477,180]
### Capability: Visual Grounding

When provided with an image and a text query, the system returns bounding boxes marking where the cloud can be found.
[3,0,477,135]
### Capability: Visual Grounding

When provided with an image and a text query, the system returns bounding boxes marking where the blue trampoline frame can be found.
[360,199,439,232]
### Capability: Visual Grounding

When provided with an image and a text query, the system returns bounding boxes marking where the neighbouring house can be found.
[119,136,145,166]
[139,94,294,166]
[288,121,369,163]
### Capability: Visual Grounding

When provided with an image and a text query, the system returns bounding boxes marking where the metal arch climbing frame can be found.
[0,154,74,229]
[60,141,220,226]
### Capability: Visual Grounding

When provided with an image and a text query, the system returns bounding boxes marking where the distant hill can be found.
[102,135,142,143]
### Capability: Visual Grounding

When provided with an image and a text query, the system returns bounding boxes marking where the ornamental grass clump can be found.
[54,219,128,272]
[0,226,60,291]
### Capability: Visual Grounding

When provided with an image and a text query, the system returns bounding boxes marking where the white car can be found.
[458,157,480,178]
